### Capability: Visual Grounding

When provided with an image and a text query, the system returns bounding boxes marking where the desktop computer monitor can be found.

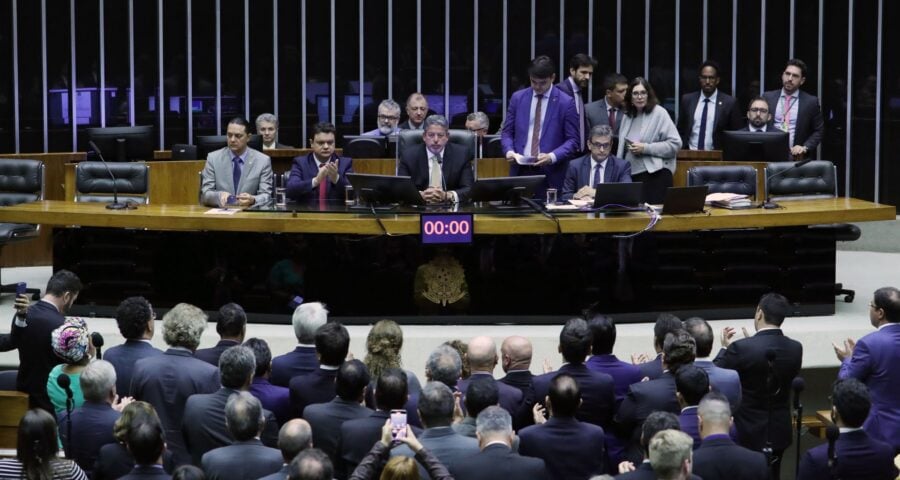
[720,130,791,162]
[86,125,155,162]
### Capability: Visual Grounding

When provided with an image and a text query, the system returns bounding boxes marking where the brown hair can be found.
[364,320,404,380]
[379,456,420,480]
[624,77,660,117]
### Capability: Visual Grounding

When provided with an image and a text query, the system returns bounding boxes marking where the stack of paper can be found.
[705,192,752,208]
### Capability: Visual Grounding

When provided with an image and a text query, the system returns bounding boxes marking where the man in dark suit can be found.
[762,58,825,159]
[391,382,480,478]
[714,292,803,480]
[119,415,171,480]
[246,338,292,426]
[616,330,697,460]
[259,419,313,480]
[303,359,372,471]
[834,286,900,451]
[616,412,703,480]
[456,336,523,417]
[340,368,410,474]
[453,376,498,438]
[677,60,743,150]
[585,314,643,405]
[105,296,163,397]
[683,317,742,413]
[555,53,596,152]
[798,378,898,480]
[130,303,221,466]
[58,360,123,477]
[498,335,536,430]
[256,113,293,149]
[562,124,632,201]
[183,345,279,466]
[286,122,353,203]
[271,302,326,387]
[533,318,616,430]
[195,303,245,367]
[453,406,549,480]
[519,374,606,479]
[692,392,768,480]
[674,365,710,449]
[501,55,581,195]
[637,313,683,380]
[289,322,350,418]
[200,392,284,480]
[287,449,333,480]
[398,114,474,204]
[586,72,628,138]
[0,269,81,412]
[399,93,429,130]
[743,97,776,132]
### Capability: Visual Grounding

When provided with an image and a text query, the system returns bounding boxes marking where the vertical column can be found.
[416,0,421,92]
[644,0,650,79]
[100,0,106,127]
[158,0,164,148]
[502,0,508,115]
[330,0,336,124]
[274,0,279,120]
[71,0,78,151]
[13,0,20,152]
[128,0,135,126]
[874,0,883,202]
[41,0,48,152]
[473,0,479,110]
[759,0,766,94]
[358,0,364,133]
[702,0,708,60]
[243,0,250,120]
[675,0,681,121]
[188,0,194,142]
[588,0,594,101]
[301,0,307,140]
[844,0,854,195]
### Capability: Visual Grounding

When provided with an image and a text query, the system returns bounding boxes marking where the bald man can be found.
[500,336,538,430]
[258,419,313,480]
[456,336,524,418]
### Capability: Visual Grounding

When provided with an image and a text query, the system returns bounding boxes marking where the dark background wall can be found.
[0,0,896,204]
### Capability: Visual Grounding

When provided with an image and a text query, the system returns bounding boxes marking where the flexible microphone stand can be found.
[57,375,74,457]
[763,158,813,209]
[88,140,128,210]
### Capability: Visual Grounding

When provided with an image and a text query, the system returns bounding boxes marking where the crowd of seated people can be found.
[0,269,897,480]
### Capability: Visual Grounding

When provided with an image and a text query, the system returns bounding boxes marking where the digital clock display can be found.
[420,213,473,244]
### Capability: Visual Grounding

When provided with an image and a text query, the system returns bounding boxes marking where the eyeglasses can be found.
[631,91,648,98]
[749,108,769,114]
[869,302,882,310]
[378,114,400,121]
[589,141,612,150]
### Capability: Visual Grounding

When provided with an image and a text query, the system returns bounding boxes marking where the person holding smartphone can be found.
[347,419,452,480]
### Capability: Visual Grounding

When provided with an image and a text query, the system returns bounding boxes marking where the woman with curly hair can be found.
[0,409,87,479]
[364,320,421,398]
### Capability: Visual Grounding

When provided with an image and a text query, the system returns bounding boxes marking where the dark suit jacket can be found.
[499,370,536,431]
[399,120,424,130]
[285,153,354,202]
[104,339,163,397]
[59,401,120,476]
[678,406,701,449]
[677,90,743,150]
[257,464,290,480]
[397,142,474,203]
[614,461,703,480]
[0,300,64,411]
[714,328,803,451]
[798,429,898,480]
[118,465,172,479]
[561,153,632,200]
[182,387,279,466]
[740,123,777,132]
[518,416,606,480]
[501,86,581,193]
[201,439,283,480]
[585,97,625,137]
[289,367,339,418]
[93,443,176,480]
[130,348,221,466]
[533,363,616,429]
[194,339,240,367]
[762,89,825,154]
[271,346,319,387]
[694,360,742,414]
[249,377,292,425]
[457,372,523,419]
[340,410,391,475]
[303,397,372,468]
[451,443,549,480]
[637,354,663,380]
[692,435,769,480]
[838,323,900,450]
[585,354,644,406]
[615,372,680,444]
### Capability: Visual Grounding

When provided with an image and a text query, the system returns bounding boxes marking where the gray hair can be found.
[378,99,401,115]
[225,391,265,441]
[466,111,490,129]
[80,360,117,402]
[255,113,278,129]
[417,382,455,427]
[649,430,694,480]
[278,419,313,463]
[219,345,256,389]
[292,302,328,344]
[475,405,512,436]
[423,114,449,131]
[589,124,614,140]
[162,303,207,350]
[697,392,732,426]
[426,344,462,388]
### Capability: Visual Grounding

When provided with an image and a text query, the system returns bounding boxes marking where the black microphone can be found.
[763,158,814,209]
[91,332,105,360]
[88,140,128,210]
[57,375,74,458]
[792,376,804,410]
[826,424,839,477]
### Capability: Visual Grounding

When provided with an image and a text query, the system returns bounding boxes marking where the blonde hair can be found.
[365,320,403,380]
[162,303,207,350]
[379,456,419,480]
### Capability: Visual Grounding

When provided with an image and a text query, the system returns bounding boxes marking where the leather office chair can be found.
[687,165,757,198]
[765,160,859,302]
[75,161,150,204]
[396,129,476,174]
[343,136,387,158]
[0,159,44,299]
[171,144,198,160]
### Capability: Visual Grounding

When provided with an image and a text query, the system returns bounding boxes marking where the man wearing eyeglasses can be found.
[363,99,402,136]
[742,98,775,132]
[561,125,631,201]
[833,286,900,452]
[398,114,474,204]
[399,93,430,130]
[465,111,490,138]
[677,60,743,151]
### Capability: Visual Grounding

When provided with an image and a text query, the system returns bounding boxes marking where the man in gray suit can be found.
[585,73,628,138]
[683,317,742,413]
[201,392,283,480]
[392,382,480,478]
[200,116,274,207]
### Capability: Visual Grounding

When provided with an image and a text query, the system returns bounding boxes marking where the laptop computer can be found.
[592,182,645,212]
[661,185,709,215]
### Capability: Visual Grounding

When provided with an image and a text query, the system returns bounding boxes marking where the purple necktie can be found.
[232,157,242,194]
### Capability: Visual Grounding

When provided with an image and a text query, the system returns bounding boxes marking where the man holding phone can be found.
[286,122,354,203]
[200,116,274,208]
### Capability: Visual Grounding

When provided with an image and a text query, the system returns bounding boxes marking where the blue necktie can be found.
[593,162,603,187]
[697,98,710,150]
[232,157,242,194]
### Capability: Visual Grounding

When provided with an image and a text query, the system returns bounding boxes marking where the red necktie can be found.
[608,107,616,130]
[530,94,543,157]
[318,164,328,204]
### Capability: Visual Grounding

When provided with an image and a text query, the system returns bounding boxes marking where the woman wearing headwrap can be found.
[46,318,95,415]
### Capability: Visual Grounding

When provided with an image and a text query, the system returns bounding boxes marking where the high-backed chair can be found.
[343,136,387,158]
[687,165,757,198]
[396,129,476,174]
[75,161,150,204]
[0,159,44,299]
